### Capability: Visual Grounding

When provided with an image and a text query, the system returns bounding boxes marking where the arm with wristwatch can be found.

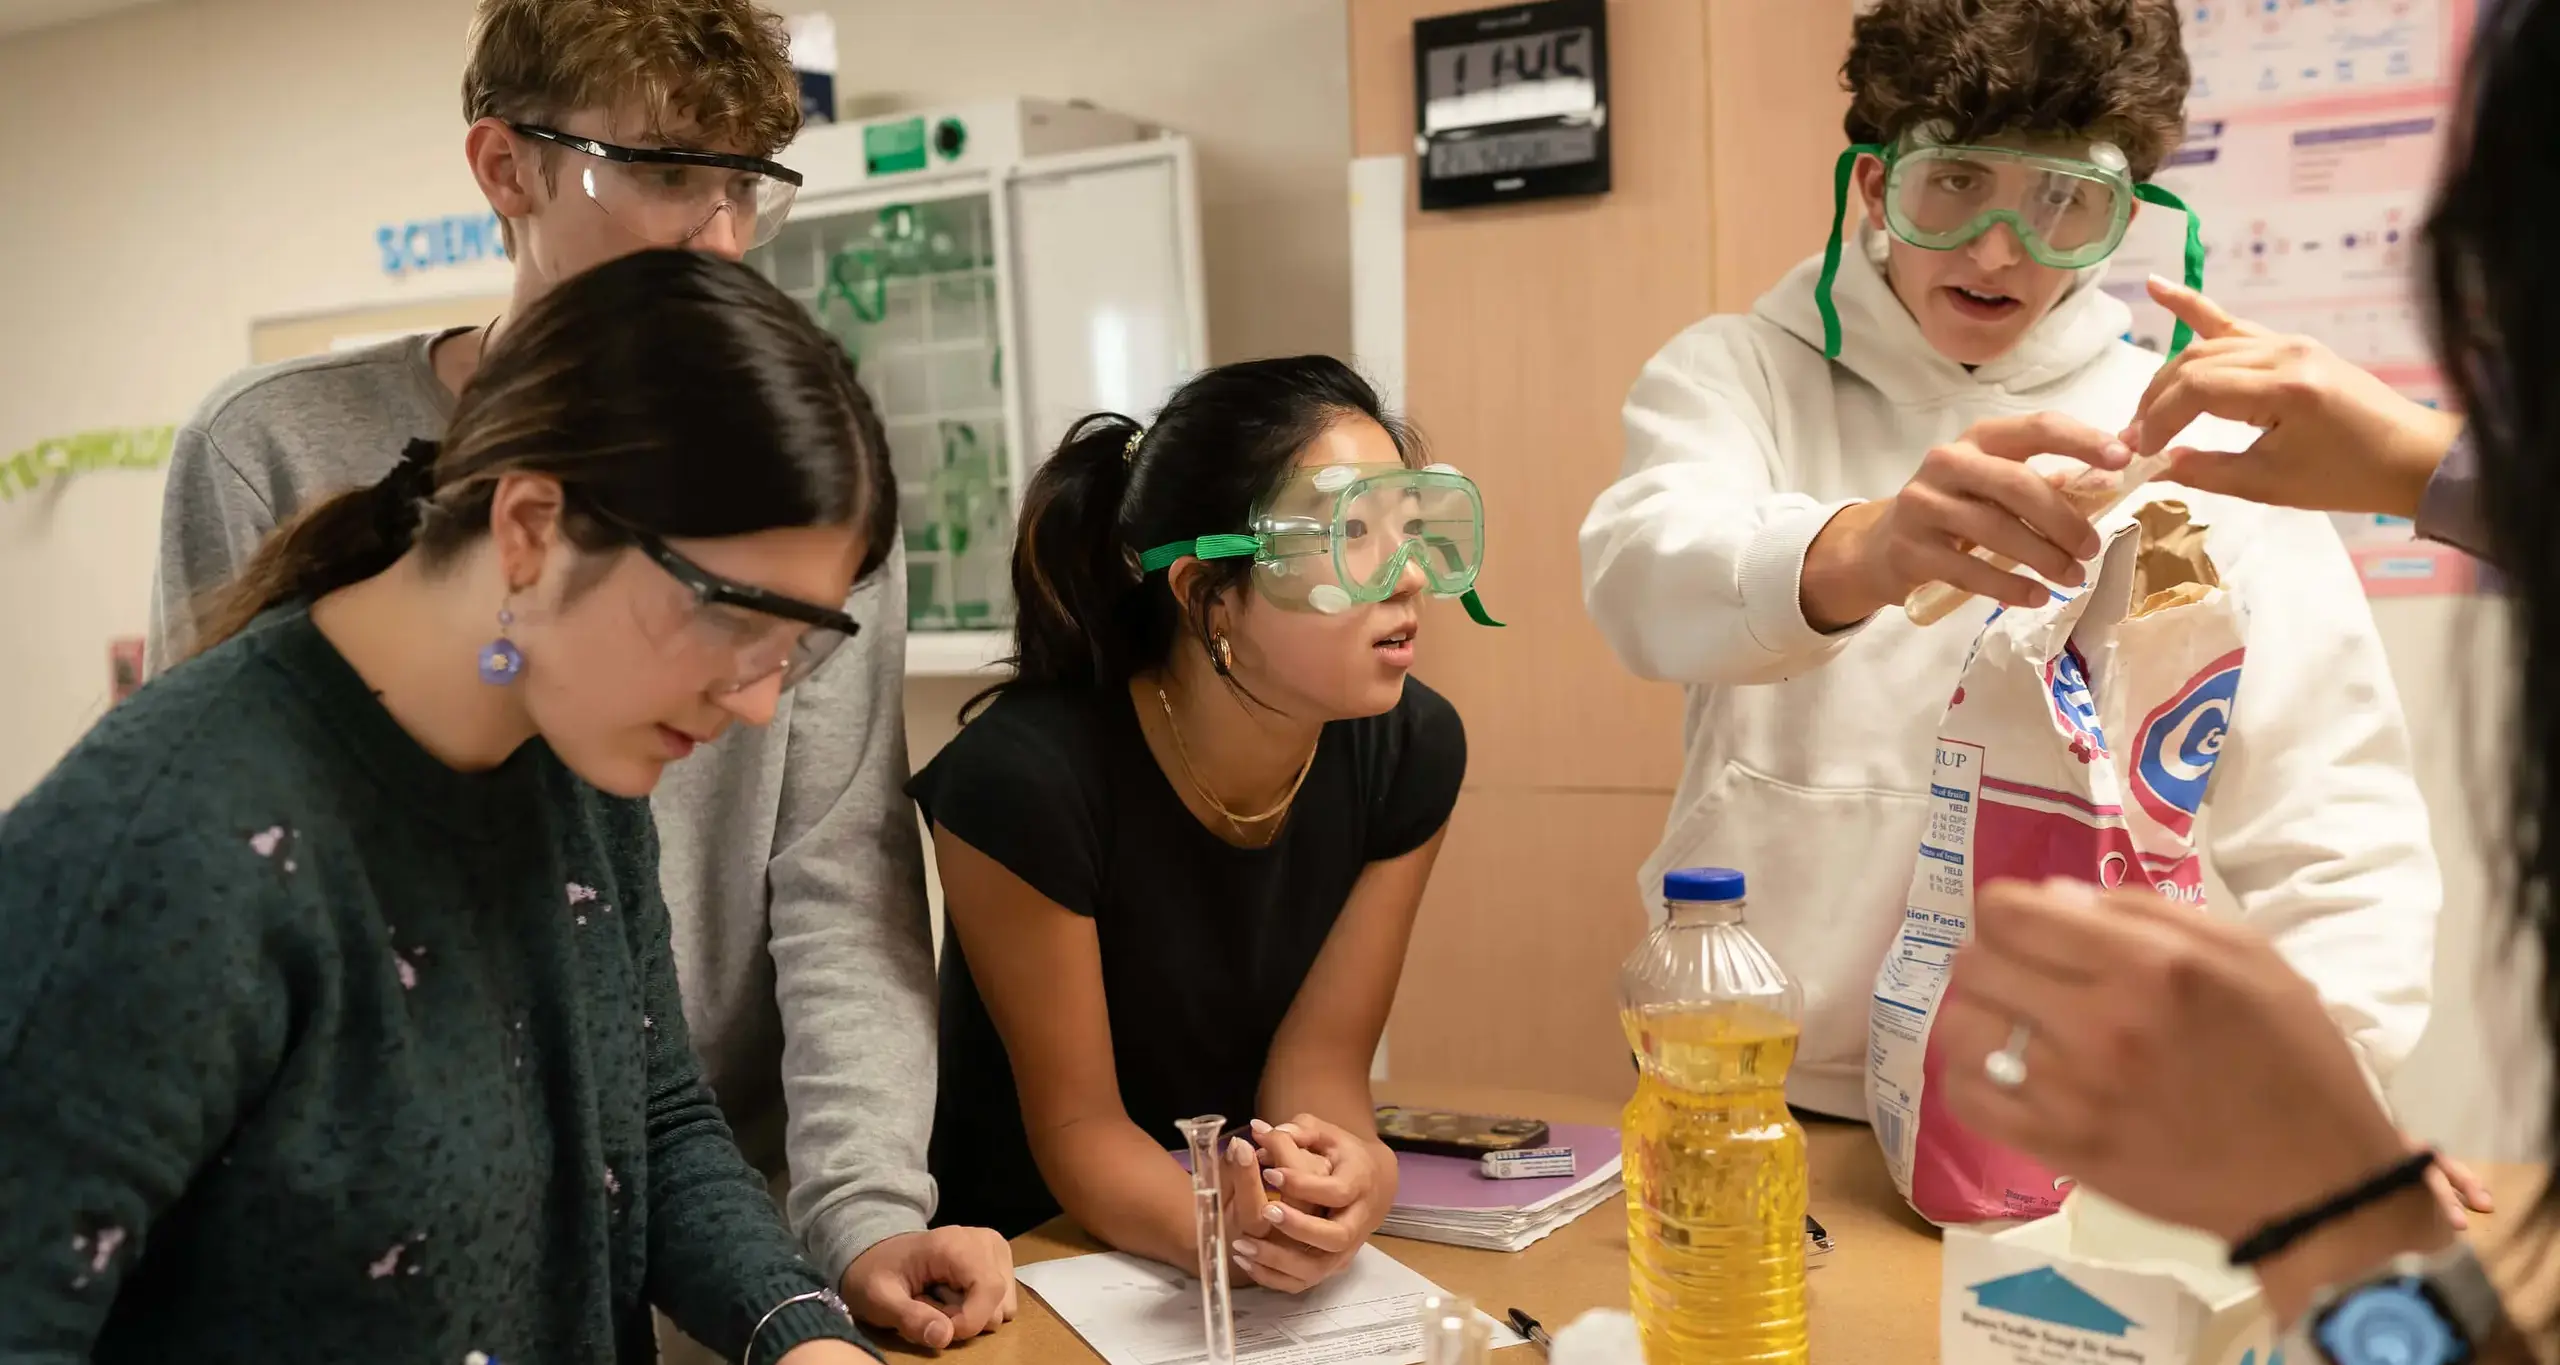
[2248,1154,2519,1364]
[1934,874,2528,1365]
[1931,281,2527,1365]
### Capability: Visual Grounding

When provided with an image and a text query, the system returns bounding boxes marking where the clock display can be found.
[1414,1,1610,209]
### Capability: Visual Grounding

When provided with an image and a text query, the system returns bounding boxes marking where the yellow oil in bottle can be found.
[1620,1001,1808,1365]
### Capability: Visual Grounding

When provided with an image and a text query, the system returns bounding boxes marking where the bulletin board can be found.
[2111,0,2479,596]
[248,294,509,366]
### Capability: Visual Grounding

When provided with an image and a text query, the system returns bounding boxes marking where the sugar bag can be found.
[1868,501,2245,1225]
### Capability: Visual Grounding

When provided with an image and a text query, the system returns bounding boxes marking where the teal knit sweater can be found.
[0,606,875,1364]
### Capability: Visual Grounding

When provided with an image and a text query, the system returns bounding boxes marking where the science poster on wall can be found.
[2111,0,2479,597]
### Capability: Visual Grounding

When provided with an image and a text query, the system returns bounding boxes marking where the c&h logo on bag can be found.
[2132,650,2246,837]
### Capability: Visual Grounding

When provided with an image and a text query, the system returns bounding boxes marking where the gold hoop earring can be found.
[1210,632,1235,676]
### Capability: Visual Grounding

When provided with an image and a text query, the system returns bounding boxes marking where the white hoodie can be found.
[1580,230,2441,1118]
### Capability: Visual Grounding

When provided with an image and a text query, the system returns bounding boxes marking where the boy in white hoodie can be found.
[1580,0,2440,1125]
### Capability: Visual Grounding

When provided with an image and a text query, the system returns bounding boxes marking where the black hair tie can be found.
[371,438,441,543]
[2227,1148,2440,1267]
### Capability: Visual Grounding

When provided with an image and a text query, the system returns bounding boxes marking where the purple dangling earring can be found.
[477,604,525,686]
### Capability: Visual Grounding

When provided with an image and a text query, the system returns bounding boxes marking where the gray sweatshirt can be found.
[144,330,939,1281]
[2418,434,2487,561]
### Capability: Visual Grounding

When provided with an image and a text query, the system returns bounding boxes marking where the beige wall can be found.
[0,0,1353,803]
[1350,0,1857,1099]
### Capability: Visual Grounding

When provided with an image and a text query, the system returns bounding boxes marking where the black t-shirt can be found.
[911,679,1466,1236]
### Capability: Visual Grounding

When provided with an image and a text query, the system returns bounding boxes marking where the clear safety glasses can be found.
[608,524,858,694]
[511,123,803,251]
[1811,137,2205,359]
[1140,463,1504,627]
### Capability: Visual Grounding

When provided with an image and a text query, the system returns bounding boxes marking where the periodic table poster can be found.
[2111,0,2480,595]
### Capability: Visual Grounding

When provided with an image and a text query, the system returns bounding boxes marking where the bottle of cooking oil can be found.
[1620,867,1808,1365]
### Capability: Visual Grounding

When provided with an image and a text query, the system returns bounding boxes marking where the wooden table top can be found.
[888,1084,1944,1362]
[887,1083,2543,1363]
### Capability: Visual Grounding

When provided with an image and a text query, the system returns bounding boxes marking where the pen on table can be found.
[1506,1307,1553,1356]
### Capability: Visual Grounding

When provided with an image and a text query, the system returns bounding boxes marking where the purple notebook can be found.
[1390,1122,1620,1212]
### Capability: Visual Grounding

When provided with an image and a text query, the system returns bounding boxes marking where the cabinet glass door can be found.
[754,191,1013,632]
[1007,151,1199,491]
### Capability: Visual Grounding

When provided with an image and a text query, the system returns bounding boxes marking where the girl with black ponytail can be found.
[0,251,891,1364]
[913,356,1499,1291]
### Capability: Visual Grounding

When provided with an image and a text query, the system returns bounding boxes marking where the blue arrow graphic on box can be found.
[1966,1267,2140,1336]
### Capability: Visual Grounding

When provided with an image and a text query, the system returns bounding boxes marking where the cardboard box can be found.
[1943,1191,2289,1365]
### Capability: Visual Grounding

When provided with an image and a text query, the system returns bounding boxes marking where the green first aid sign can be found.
[865,117,928,175]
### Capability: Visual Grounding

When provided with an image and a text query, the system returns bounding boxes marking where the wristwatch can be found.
[2287,1243,2505,1365]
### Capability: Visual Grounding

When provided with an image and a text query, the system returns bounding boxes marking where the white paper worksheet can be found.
[1015,1243,1527,1365]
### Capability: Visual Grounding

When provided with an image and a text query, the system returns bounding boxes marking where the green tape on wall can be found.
[0,425,176,501]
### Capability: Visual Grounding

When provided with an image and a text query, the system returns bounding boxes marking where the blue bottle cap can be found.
[1663,867,1745,902]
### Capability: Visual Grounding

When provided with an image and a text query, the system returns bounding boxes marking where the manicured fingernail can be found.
[1264,1168,1285,1188]
[1263,1203,1286,1224]
[1232,1238,1261,1260]
[1229,1137,1254,1165]
[1276,1124,1304,1138]
[2102,441,2130,464]
[1249,1119,1272,1136]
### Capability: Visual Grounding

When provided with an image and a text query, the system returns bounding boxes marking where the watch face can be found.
[2315,1277,2474,1365]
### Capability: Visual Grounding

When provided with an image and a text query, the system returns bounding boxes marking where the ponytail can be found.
[189,439,443,658]
[985,413,1145,710]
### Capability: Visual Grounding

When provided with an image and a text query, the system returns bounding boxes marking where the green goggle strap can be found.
[1816,145,2208,360]
[1815,144,1881,360]
[2132,181,2205,357]
[1136,535,1504,628]
[1138,535,1259,574]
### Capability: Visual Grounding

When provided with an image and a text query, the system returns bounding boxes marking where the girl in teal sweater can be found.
[0,251,893,1365]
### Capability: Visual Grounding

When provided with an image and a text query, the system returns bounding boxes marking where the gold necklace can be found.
[1155,683,1319,844]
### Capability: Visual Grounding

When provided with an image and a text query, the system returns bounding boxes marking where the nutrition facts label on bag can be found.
[1873,926,1952,1045]
[1874,739,1987,1036]
[1916,740,1983,906]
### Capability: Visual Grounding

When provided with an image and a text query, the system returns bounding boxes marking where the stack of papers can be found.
[1377,1122,1623,1252]
[1017,1243,1525,1365]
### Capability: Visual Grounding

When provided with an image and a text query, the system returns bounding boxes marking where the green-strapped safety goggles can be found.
[1813,136,2206,360]
[1140,462,1503,627]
